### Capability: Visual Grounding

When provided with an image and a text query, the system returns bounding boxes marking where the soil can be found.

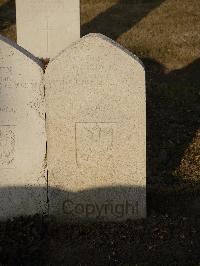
[0,214,200,266]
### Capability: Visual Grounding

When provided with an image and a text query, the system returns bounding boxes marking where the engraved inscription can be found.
[0,126,15,168]
[0,66,12,85]
[0,106,16,114]
[75,122,116,167]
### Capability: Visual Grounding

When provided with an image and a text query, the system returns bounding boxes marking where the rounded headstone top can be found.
[0,34,43,69]
[48,33,144,71]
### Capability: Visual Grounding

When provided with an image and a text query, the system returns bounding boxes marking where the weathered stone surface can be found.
[45,34,146,221]
[16,0,80,59]
[0,35,46,220]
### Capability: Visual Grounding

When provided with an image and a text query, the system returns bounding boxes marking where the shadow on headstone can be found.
[1,181,200,222]
[0,185,146,221]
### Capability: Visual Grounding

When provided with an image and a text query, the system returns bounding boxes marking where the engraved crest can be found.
[75,122,116,167]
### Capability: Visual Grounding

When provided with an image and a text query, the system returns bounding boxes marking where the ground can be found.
[1,214,200,265]
[0,0,200,265]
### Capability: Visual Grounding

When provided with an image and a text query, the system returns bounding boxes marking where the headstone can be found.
[16,0,80,59]
[0,35,46,220]
[45,34,146,221]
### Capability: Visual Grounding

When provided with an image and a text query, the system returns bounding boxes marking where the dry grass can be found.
[81,0,200,70]
[0,0,199,191]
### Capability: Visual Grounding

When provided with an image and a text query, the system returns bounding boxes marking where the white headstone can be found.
[0,35,46,220]
[16,0,80,58]
[45,34,146,221]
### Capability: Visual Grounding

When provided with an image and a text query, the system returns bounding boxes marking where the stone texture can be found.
[45,34,146,221]
[0,35,46,220]
[16,0,80,59]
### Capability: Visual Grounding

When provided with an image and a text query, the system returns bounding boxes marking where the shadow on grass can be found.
[1,213,200,266]
[0,0,15,31]
[1,0,165,40]
[145,58,200,184]
[81,0,165,40]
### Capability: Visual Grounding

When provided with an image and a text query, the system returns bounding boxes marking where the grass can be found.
[0,0,200,209]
